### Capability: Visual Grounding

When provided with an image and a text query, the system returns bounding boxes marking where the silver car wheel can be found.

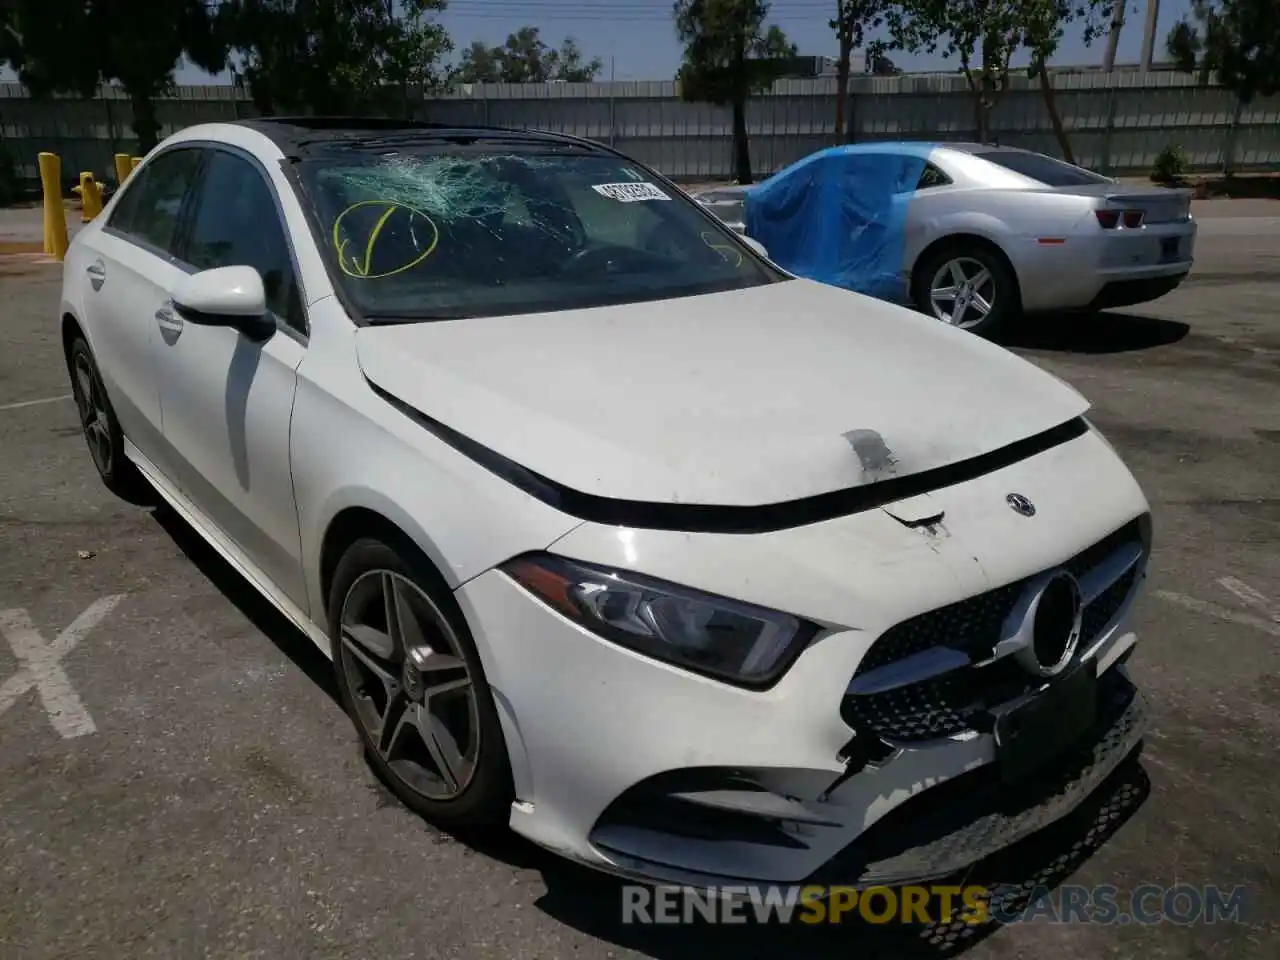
[929,256,996,329]
[338,569,481,802]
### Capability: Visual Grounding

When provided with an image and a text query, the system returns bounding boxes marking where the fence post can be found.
[76,171,104,221]
[1222,96,1244,176]
[38,152,69,261]
[1099,85,1120,176]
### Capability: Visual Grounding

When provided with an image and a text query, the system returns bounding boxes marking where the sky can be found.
[2,0,1193,85]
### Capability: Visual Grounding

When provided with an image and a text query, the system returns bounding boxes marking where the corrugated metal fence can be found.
[2,68,1276,185]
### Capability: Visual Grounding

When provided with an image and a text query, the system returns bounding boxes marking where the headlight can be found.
[502,554,816,688]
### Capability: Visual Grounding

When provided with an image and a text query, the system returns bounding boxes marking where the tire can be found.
[327,537,514,827]
[66,336,149,500]
[912,243,1020,337]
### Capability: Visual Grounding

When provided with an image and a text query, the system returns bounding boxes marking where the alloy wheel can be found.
[73,353,113,476]
[929,256,996,328]
[338,569,481,801]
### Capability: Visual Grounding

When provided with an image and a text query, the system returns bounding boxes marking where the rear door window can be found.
[107,148,204,255]
[915,163,952,190]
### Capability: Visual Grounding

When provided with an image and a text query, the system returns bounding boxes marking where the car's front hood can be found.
[354,279,1090,508]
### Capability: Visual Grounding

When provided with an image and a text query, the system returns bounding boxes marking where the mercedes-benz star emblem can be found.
[1006,493,1036,517]
[1013,571,1083,678]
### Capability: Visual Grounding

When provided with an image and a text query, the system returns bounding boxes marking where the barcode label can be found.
[592,182,671,202]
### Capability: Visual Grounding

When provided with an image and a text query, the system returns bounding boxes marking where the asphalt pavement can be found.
[0,209,1277,959]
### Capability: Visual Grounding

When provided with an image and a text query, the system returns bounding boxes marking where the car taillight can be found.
[1096,209,1145,229]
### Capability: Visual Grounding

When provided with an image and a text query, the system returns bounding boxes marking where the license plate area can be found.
[1160,237,1180,263]
[994,665,1098,784]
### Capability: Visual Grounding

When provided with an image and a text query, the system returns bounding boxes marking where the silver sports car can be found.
[693,143,1198,335]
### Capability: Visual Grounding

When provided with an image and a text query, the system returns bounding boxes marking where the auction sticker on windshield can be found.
[592,182,671,202]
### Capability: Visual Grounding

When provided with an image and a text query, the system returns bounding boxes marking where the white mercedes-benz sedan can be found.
[60,118,1152,889]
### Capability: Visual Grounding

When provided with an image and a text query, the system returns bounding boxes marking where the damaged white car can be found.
[60,118,1150,889]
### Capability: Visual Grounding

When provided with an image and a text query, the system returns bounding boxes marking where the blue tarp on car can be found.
[742,143,934,302]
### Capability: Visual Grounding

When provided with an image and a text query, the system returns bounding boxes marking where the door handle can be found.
[86,259,106,290]
[155,304,183,332]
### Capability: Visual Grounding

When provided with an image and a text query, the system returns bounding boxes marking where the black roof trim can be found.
[229,116,614,158]
[372,377,1092,535]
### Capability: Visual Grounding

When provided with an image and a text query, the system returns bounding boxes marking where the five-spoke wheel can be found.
[338,569,481,801]
[913,245,1018,336]
[928,256,996,329]
[66,336,147,498]
[73,349,114,477]
[328,538,513,825]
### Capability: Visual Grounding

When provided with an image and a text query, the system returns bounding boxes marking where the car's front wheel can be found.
[327,537,514,827]
[913,245,1019,336]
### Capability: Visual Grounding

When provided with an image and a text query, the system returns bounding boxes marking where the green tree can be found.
[886,0,1025,142]
[887,0,1110,147]
[1023,0,1112,163]
[1168,0,1279,175]
[226,0,451,116]
[552,37,603,83]
[1,0,228,153]
[673,0,796,185]
[454,41,501,83]
[1168,0,1280,100]
[831,1,889,141]
[453,27,602,83]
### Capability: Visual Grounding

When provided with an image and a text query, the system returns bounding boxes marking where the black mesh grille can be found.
[855,581,1024,674]
[844,519,1145,744]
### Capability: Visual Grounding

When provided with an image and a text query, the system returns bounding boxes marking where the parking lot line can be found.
[0,394,73,412]
[1155,590,1280,638]
[1218,577,1279,622]
[0,595,126,738]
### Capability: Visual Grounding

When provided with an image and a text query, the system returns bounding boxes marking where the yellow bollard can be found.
[129,156,142,172]
[38,152,69,262]
[77,172,104,221]
[114,153,132,186]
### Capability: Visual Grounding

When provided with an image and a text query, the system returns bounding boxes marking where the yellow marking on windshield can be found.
[700,231,743,268]
[332,200,440,279]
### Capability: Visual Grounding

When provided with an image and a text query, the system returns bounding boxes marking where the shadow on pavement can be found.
[150,502,341,704]
[1000,311,1190,355]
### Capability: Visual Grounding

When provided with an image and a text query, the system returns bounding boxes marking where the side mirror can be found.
[171,265,274,342]
[741,235,769,260]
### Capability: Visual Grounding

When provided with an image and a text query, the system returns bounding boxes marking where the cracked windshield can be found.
[304,150,780,320]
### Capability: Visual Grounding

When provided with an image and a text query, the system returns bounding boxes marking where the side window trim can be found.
[174,140,312,339]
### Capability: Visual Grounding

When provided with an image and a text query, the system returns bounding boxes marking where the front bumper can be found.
[595,669,1144,891]
[453,430,1152,888]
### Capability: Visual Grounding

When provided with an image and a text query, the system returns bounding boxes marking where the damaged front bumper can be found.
[589,664,1145,891]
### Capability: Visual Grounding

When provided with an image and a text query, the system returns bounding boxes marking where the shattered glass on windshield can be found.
[298,148,782,319]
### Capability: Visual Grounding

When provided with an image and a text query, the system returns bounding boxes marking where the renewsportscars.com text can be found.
[621,883,1249,926]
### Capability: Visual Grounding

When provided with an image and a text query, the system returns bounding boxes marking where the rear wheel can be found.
[913,245,1019,336]
[328,537,514,827]
[66,337,148,499]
